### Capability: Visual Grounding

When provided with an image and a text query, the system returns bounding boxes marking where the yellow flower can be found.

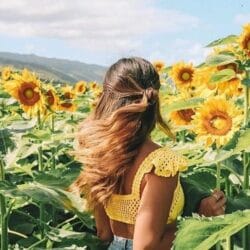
[152,60,165,73]
[192,97,243,147]
[59,85,77,112]
[214,63,243,97]
[192,66,217,90]
[88,81,102,98]
[59,102,77,112]
[170,109,195,125]
[3,69,45,116]
[74,80,87,95]
[166,91,196,127]
[169,62,195,90]
[44,85,60,111]
[217,77,243,97]
[1,66,12,81]
[239,23,250,56]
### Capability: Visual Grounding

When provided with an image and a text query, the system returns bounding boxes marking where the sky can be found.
[0,0,250,66]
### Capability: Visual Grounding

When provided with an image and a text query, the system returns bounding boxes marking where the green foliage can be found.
[0,129,16,155]
[174,210,250,250]
[205,54,236,66]
[206,35,238,47]
[210,69,236,83]
[163,97,204,114]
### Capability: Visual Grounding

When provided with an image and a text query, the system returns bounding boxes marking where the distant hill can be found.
[0,52,107,83]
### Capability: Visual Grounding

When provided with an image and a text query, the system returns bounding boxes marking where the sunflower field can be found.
[0,23,250,250]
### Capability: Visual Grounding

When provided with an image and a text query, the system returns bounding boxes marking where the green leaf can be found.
[22,129,52,142]
[197,128,250,166]
[163,97,204,114]
[242,78,250,87]
[33,167,81,189]
[206,35,238,47]
[0,128,16,155]
[0,180,94,230]
[226,192,250,213]
[210,69,236,83]
[181,171,216,216]
[206,54,236,66]
[174,210,250,250]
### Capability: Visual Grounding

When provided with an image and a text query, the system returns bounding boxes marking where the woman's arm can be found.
[133,172,179,250]
[93,203,113,242]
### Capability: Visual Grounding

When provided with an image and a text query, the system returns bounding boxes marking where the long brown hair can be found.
[69,57,173,209]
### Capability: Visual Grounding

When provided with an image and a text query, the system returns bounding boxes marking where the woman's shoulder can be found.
[149,145,188,178]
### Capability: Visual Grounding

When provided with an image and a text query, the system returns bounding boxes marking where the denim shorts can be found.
[108,235,133,250]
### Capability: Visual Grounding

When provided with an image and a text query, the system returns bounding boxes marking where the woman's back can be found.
[71,57,186,249]
[109,138,161,238]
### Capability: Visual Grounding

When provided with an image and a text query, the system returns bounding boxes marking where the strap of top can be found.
[131,146,187,197]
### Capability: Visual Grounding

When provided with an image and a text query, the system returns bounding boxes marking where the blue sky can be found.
[0,0,249,66]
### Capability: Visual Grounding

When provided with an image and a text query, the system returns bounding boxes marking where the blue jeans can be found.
[108,235,133,250]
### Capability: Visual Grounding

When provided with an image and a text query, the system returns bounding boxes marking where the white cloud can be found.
[234,13,250,25]
[0,0,200,52]
[149,39,212,65]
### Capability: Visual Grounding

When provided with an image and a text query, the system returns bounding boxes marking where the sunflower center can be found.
[47,90,55,105]
[247,40,250,50]
[177,109,195,122]
[79,85,83,92]
[181,72,191,81]
[24,88,34,99]
[203,110,232,136]
[18,82,40,106]
[212,117,228,130]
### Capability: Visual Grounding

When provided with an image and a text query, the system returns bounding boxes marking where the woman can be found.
[70,57,226,250]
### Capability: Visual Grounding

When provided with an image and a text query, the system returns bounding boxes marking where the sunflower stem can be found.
[37,109,46,238]
[243,152,249,190]
[243,75,249,127]
[242,226,249,250]
[38,146,45,238]
[216,162,221,190]
[51,113,57,226]
[0,154,8,250]
[225,177,231,197]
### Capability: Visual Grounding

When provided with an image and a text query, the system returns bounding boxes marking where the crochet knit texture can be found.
[104,146,188,224]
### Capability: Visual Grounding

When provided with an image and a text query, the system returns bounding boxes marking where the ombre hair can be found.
[69,57,173,209]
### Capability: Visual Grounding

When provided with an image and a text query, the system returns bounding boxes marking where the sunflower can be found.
[169,62,196,90]
[88,81,102,98]
[152,60,165,73]
[192,97,243,147]
[3,69,45,116]
[213,63,243,96]
[43,85,60,111]
[170,109,195,125]
[59,85,77,112]
[74,80,87,95]
[166,91,196,127]
[191,66,218,91]
[217,77,243,97]
[1,66,12,81]
[239,23,250,56]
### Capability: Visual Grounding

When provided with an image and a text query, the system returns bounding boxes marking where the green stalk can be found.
[242,226,249,250]
[243,84,249,128]
[225,237,231,250]
[216,161,221,190]
[215,148,221,250]
[0,155,8,250]
[51,114,56,226]
[243,152,249,190]
[37,110,45,238]
[225,177,231,197]
[242,72,249,250]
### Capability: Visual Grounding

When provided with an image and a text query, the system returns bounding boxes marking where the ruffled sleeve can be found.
[151,147,188,177]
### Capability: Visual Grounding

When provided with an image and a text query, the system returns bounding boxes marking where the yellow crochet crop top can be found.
[104,145,188,225]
